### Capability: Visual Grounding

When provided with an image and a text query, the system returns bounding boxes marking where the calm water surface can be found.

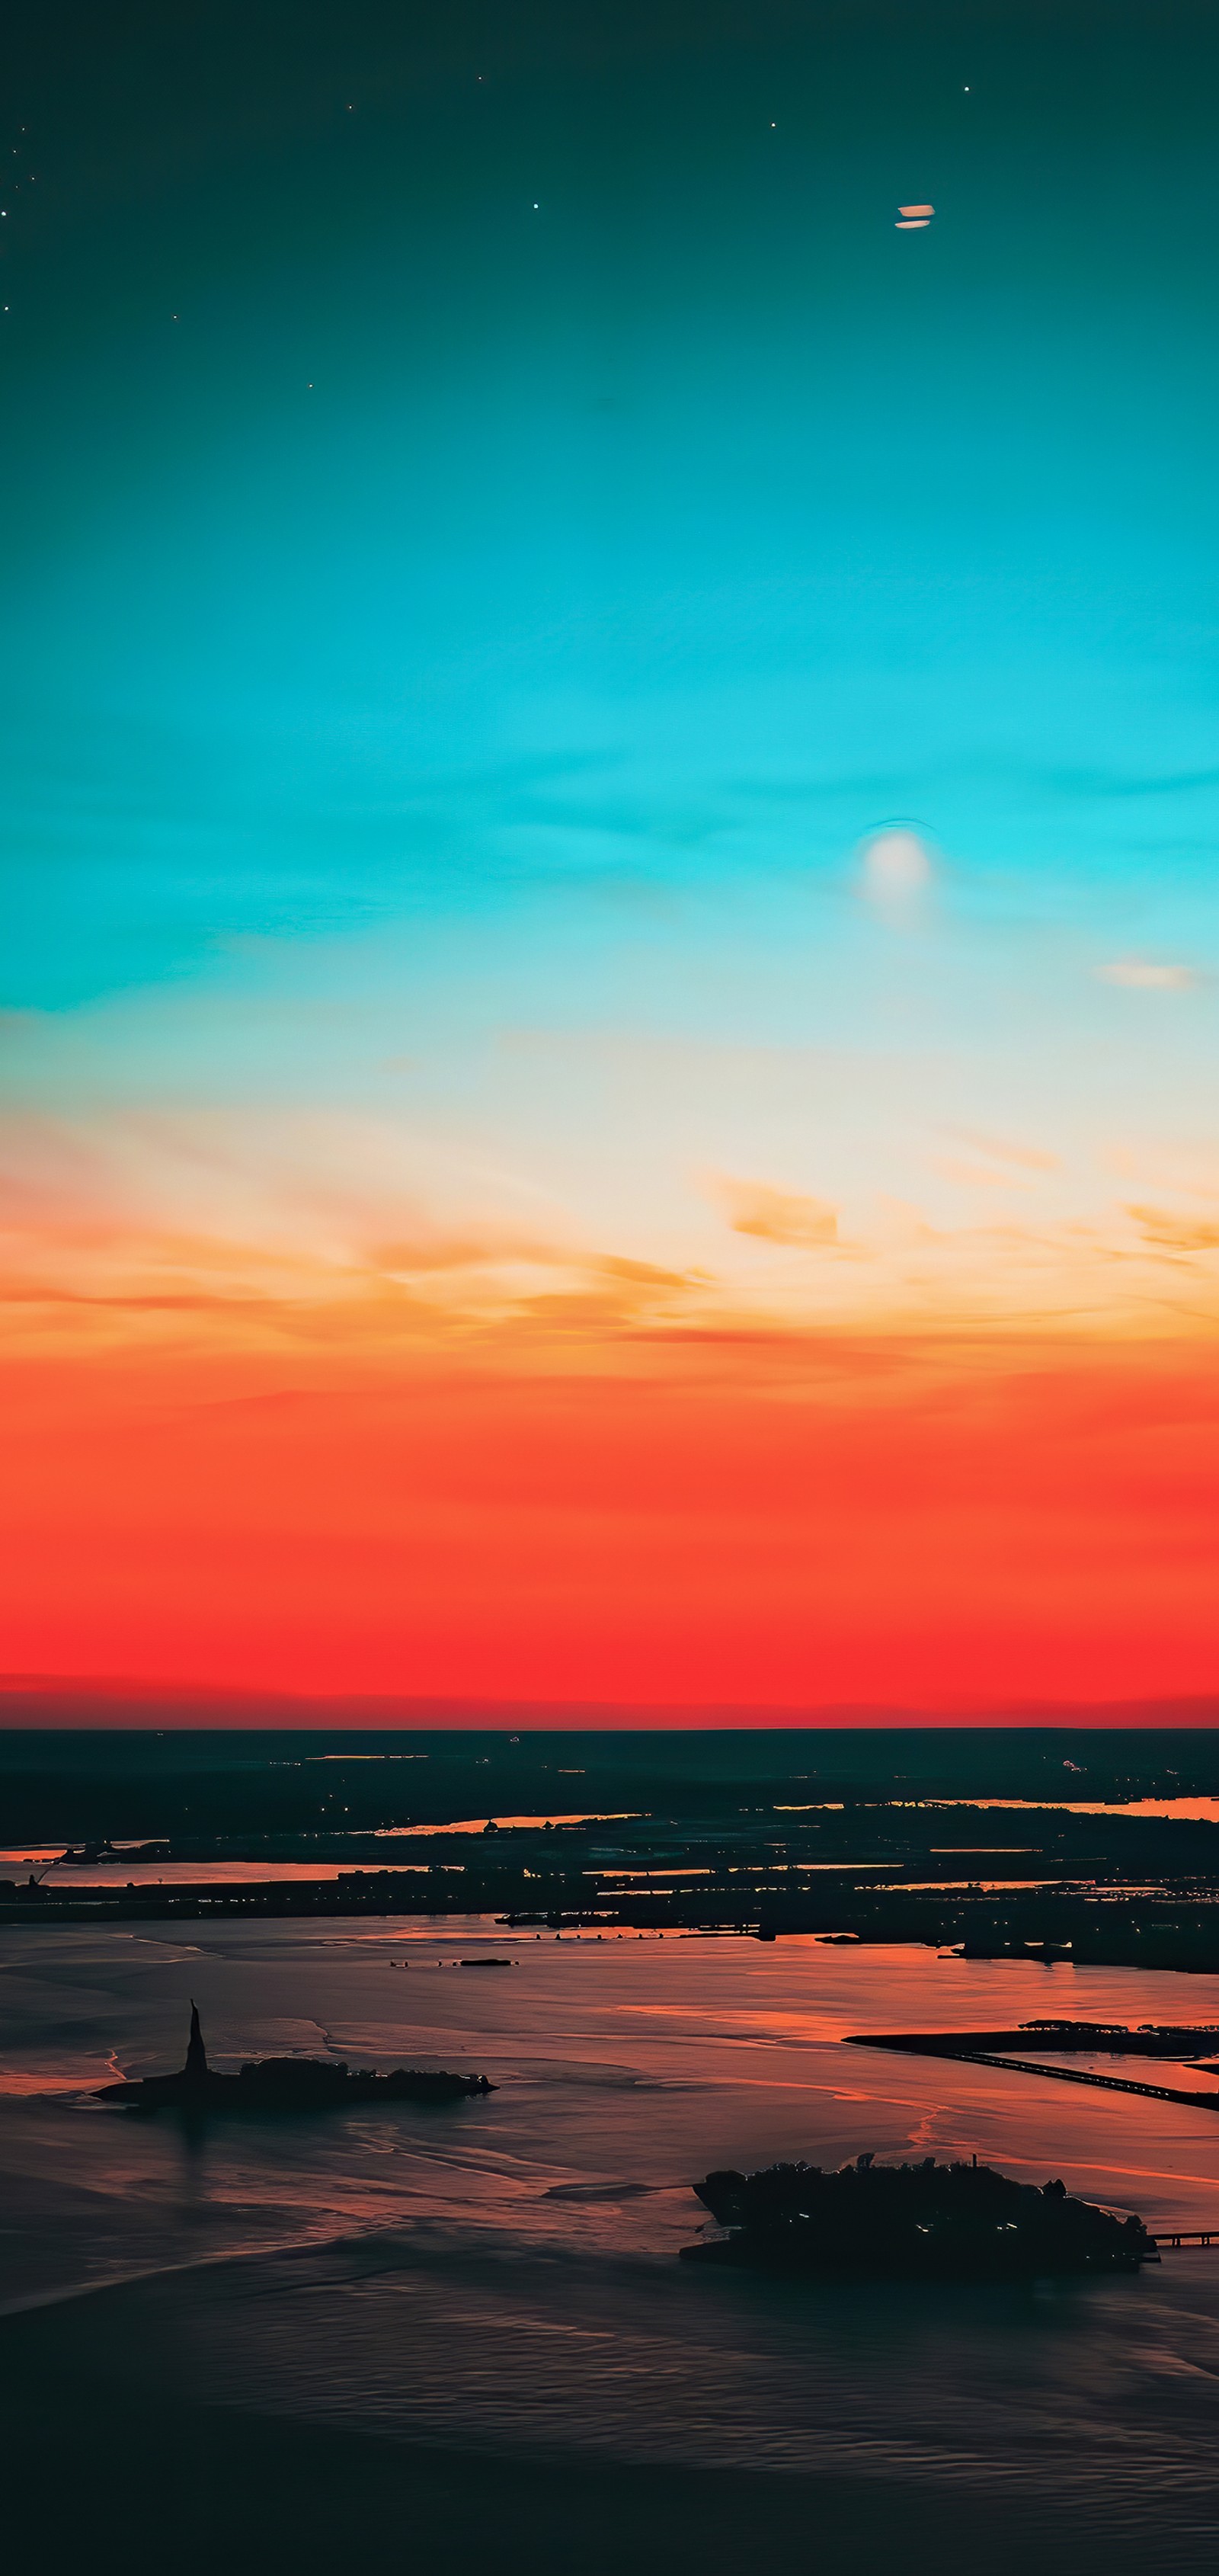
[2,1921,1219,2558]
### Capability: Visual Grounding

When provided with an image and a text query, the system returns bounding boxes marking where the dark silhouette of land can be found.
[95,2006,493,2113]
[683,2153,1157,2279]
[3,1719,1217,1841]
[8,1725,1219,1975]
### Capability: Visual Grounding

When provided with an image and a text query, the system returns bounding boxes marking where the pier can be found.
[922,2051,1219,2111]
[846,2028,1219,2115]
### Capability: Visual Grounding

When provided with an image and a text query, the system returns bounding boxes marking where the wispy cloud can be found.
[710,1175,840,1248]
[1096,957,1198,990]
[1125,1205,1219,1254]
[949,1130,1060,1174]
[931,1158,1024,1192]
[371,1235,546,1277]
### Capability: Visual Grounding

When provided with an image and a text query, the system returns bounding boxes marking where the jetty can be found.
[844,2022,1219,2114]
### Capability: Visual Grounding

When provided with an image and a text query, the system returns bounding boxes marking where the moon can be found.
[860,828,935,902]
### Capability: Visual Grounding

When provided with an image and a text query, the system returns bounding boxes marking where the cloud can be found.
[931,1158,1023,1192]
[371,1238,696,1293]
[712,1176,840,1248]
[1096,957,1198,990]
[949,1130,1059,1174]
[372,1235,528,1276]
[595,1253,702,1290]
[1125,1205,1219,1254]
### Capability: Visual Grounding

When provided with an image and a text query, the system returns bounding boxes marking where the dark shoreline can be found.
[10,1880,1219,1982]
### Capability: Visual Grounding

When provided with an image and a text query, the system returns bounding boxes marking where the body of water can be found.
[2,1920,1218,2570]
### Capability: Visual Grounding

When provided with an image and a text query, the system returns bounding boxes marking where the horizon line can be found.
[2,1676,1218,1732]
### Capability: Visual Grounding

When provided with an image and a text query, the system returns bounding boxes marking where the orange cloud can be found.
[712,1176,840,1248]
[950,1131,1060,1174]
[931,1158,1021,1191]
[1126,1205,1219,1254]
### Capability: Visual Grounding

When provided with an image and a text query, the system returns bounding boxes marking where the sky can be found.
[2,0,1218,1716]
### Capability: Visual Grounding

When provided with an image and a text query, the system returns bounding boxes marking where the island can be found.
[95,2005,494,2114]
[680,2151,1157,2279]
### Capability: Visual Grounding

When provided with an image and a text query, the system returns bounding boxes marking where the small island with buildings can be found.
[95,2005,494,2114]
[682,2152,1157,2279]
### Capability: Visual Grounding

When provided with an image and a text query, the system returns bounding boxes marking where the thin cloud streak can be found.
[1096,957,1198,990]
[710,1174,840,1249]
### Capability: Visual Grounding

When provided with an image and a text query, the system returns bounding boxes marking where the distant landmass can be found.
[8,1724,1219,1975]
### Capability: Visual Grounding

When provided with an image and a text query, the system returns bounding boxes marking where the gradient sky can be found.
[3,0,1218,1712]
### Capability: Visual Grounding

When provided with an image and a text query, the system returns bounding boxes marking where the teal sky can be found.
[3,0,1218,1333]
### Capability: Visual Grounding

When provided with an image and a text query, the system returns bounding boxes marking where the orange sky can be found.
[5,1325,1216,1712]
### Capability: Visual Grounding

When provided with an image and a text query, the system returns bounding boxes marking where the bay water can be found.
[4,1918,1219,2568]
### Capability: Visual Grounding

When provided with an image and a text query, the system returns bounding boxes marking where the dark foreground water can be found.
[3,1920,1219,2572]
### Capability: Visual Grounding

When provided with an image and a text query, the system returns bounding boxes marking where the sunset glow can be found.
[2,4,1216,1716]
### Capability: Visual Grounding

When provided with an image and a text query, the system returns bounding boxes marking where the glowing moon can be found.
[860,828,935,902]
